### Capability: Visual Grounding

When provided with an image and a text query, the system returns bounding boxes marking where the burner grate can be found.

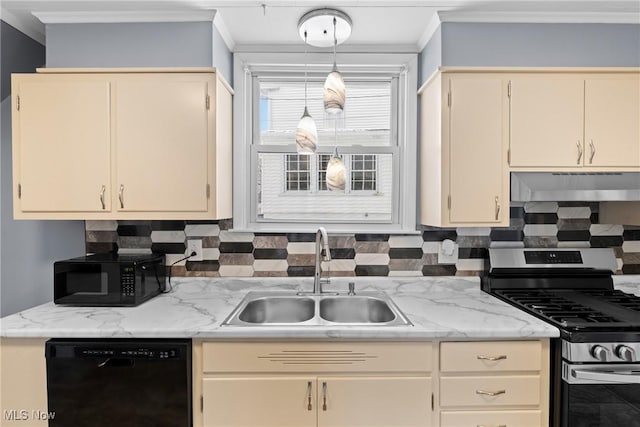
[495,289,625,327]
[580,289,640,313]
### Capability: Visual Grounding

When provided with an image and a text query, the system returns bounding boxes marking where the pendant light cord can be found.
[332,17,337,66]
[304,31,308,109]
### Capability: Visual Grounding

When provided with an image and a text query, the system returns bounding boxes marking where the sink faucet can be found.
[313,227,332,294]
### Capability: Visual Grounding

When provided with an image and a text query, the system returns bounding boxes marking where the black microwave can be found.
[54,253,166,306]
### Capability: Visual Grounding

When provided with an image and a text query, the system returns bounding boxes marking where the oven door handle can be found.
[571,368,640,384]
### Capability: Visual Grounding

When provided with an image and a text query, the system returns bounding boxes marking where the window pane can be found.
[257,153,392,222]
[284,154,310,192]
[258,80,391,147]
[351,155,377,192]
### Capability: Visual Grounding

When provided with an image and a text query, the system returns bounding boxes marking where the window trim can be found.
[233,51,418,234]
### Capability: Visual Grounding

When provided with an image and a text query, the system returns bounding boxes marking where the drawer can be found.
[440,341,542,372]
[441,410,542,427]
[440,376,540,407]
[202,341,432,373]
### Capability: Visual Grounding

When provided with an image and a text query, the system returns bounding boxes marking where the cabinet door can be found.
[449,76,507,224]
[317,376,432,427]
[0,339,49,426]
[510,76,584,167]
[115,76,210,212]
[14,76,111,212]
[585,76,640,167]
[202,377,316,427]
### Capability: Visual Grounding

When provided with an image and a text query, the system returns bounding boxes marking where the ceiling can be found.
[2,0,639,48]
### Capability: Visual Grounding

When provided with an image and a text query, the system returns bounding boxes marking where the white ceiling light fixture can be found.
[295,31,318,155]
[298,8,351,114]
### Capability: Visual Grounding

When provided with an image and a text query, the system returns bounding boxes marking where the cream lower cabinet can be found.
[0,338,49,426]
[194,341,434,427]
[438,340,550,427]
[11,68,233,220]
[419,72,509,227]
[509,72,640,169]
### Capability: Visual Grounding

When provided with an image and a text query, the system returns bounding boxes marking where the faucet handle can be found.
[348,282,356,296]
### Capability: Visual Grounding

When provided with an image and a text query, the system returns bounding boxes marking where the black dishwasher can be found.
[46,339,192,427]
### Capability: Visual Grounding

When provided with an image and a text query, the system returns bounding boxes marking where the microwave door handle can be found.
[571,368,640,384]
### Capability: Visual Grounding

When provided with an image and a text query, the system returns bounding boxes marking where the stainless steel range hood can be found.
[511,172,640,202]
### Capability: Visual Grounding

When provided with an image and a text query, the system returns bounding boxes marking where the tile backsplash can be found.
[85,202,640,277]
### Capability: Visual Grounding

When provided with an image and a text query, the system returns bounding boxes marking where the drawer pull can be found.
[477,355,507,361]
[476,389,506,396]
[307,381,312,411]
[477,425,506,427]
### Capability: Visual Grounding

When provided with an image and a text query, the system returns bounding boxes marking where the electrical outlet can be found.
[186,239,203,261]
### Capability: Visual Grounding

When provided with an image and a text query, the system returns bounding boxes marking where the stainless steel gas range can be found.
[482,248,640,427]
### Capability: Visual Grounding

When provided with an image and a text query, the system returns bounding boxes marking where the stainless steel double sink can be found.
[222,291,412,327]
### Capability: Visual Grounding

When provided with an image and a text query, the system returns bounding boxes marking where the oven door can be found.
[561,362,640,427]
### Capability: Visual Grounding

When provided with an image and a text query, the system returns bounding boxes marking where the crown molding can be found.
[417,12,442,52]
[1,7,45,44]
[213,11,235,51]
[438,10,640,24]
[32,10,217,24]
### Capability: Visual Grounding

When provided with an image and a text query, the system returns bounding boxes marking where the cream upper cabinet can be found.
[12,75,112,213]
[584,76,640,167]
[509,76,585,168]
[509,72,640,169]
[419,72,509,227]
[115,76,210,213]
[11,68,233,220]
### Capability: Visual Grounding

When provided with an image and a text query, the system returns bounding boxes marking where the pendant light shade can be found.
[296,107,318,155]
[324,63,346,114]
[326,147,345,192]
[323,16,346,114]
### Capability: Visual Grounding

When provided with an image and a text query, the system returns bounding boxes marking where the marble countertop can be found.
[1,276,637,340]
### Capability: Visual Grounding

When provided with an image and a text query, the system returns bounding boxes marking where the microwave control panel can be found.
[120,265,136,297]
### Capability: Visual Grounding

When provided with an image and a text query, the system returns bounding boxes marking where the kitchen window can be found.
[233,52,418,232]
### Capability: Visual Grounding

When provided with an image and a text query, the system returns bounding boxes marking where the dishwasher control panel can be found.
[76,347,180,359]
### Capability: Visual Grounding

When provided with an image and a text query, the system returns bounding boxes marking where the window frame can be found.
[233,51,418,233]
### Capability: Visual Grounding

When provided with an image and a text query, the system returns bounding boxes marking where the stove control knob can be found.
[590,345,609,362]
[615,345,636,362]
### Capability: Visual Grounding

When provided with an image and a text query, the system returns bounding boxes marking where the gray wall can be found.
[45,21,234,84]
[419,26,442,85]
[1,22,45,101]
[211,22,233,85]
[1,21,85,316]
[420,23,640,84]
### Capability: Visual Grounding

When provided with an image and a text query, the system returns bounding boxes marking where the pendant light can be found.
[295,31,318,155]
[326,146,346,192]
[297,8,352,114]
[323,17,346,114]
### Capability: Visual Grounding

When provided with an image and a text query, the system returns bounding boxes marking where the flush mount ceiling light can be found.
[297,8,352,48]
